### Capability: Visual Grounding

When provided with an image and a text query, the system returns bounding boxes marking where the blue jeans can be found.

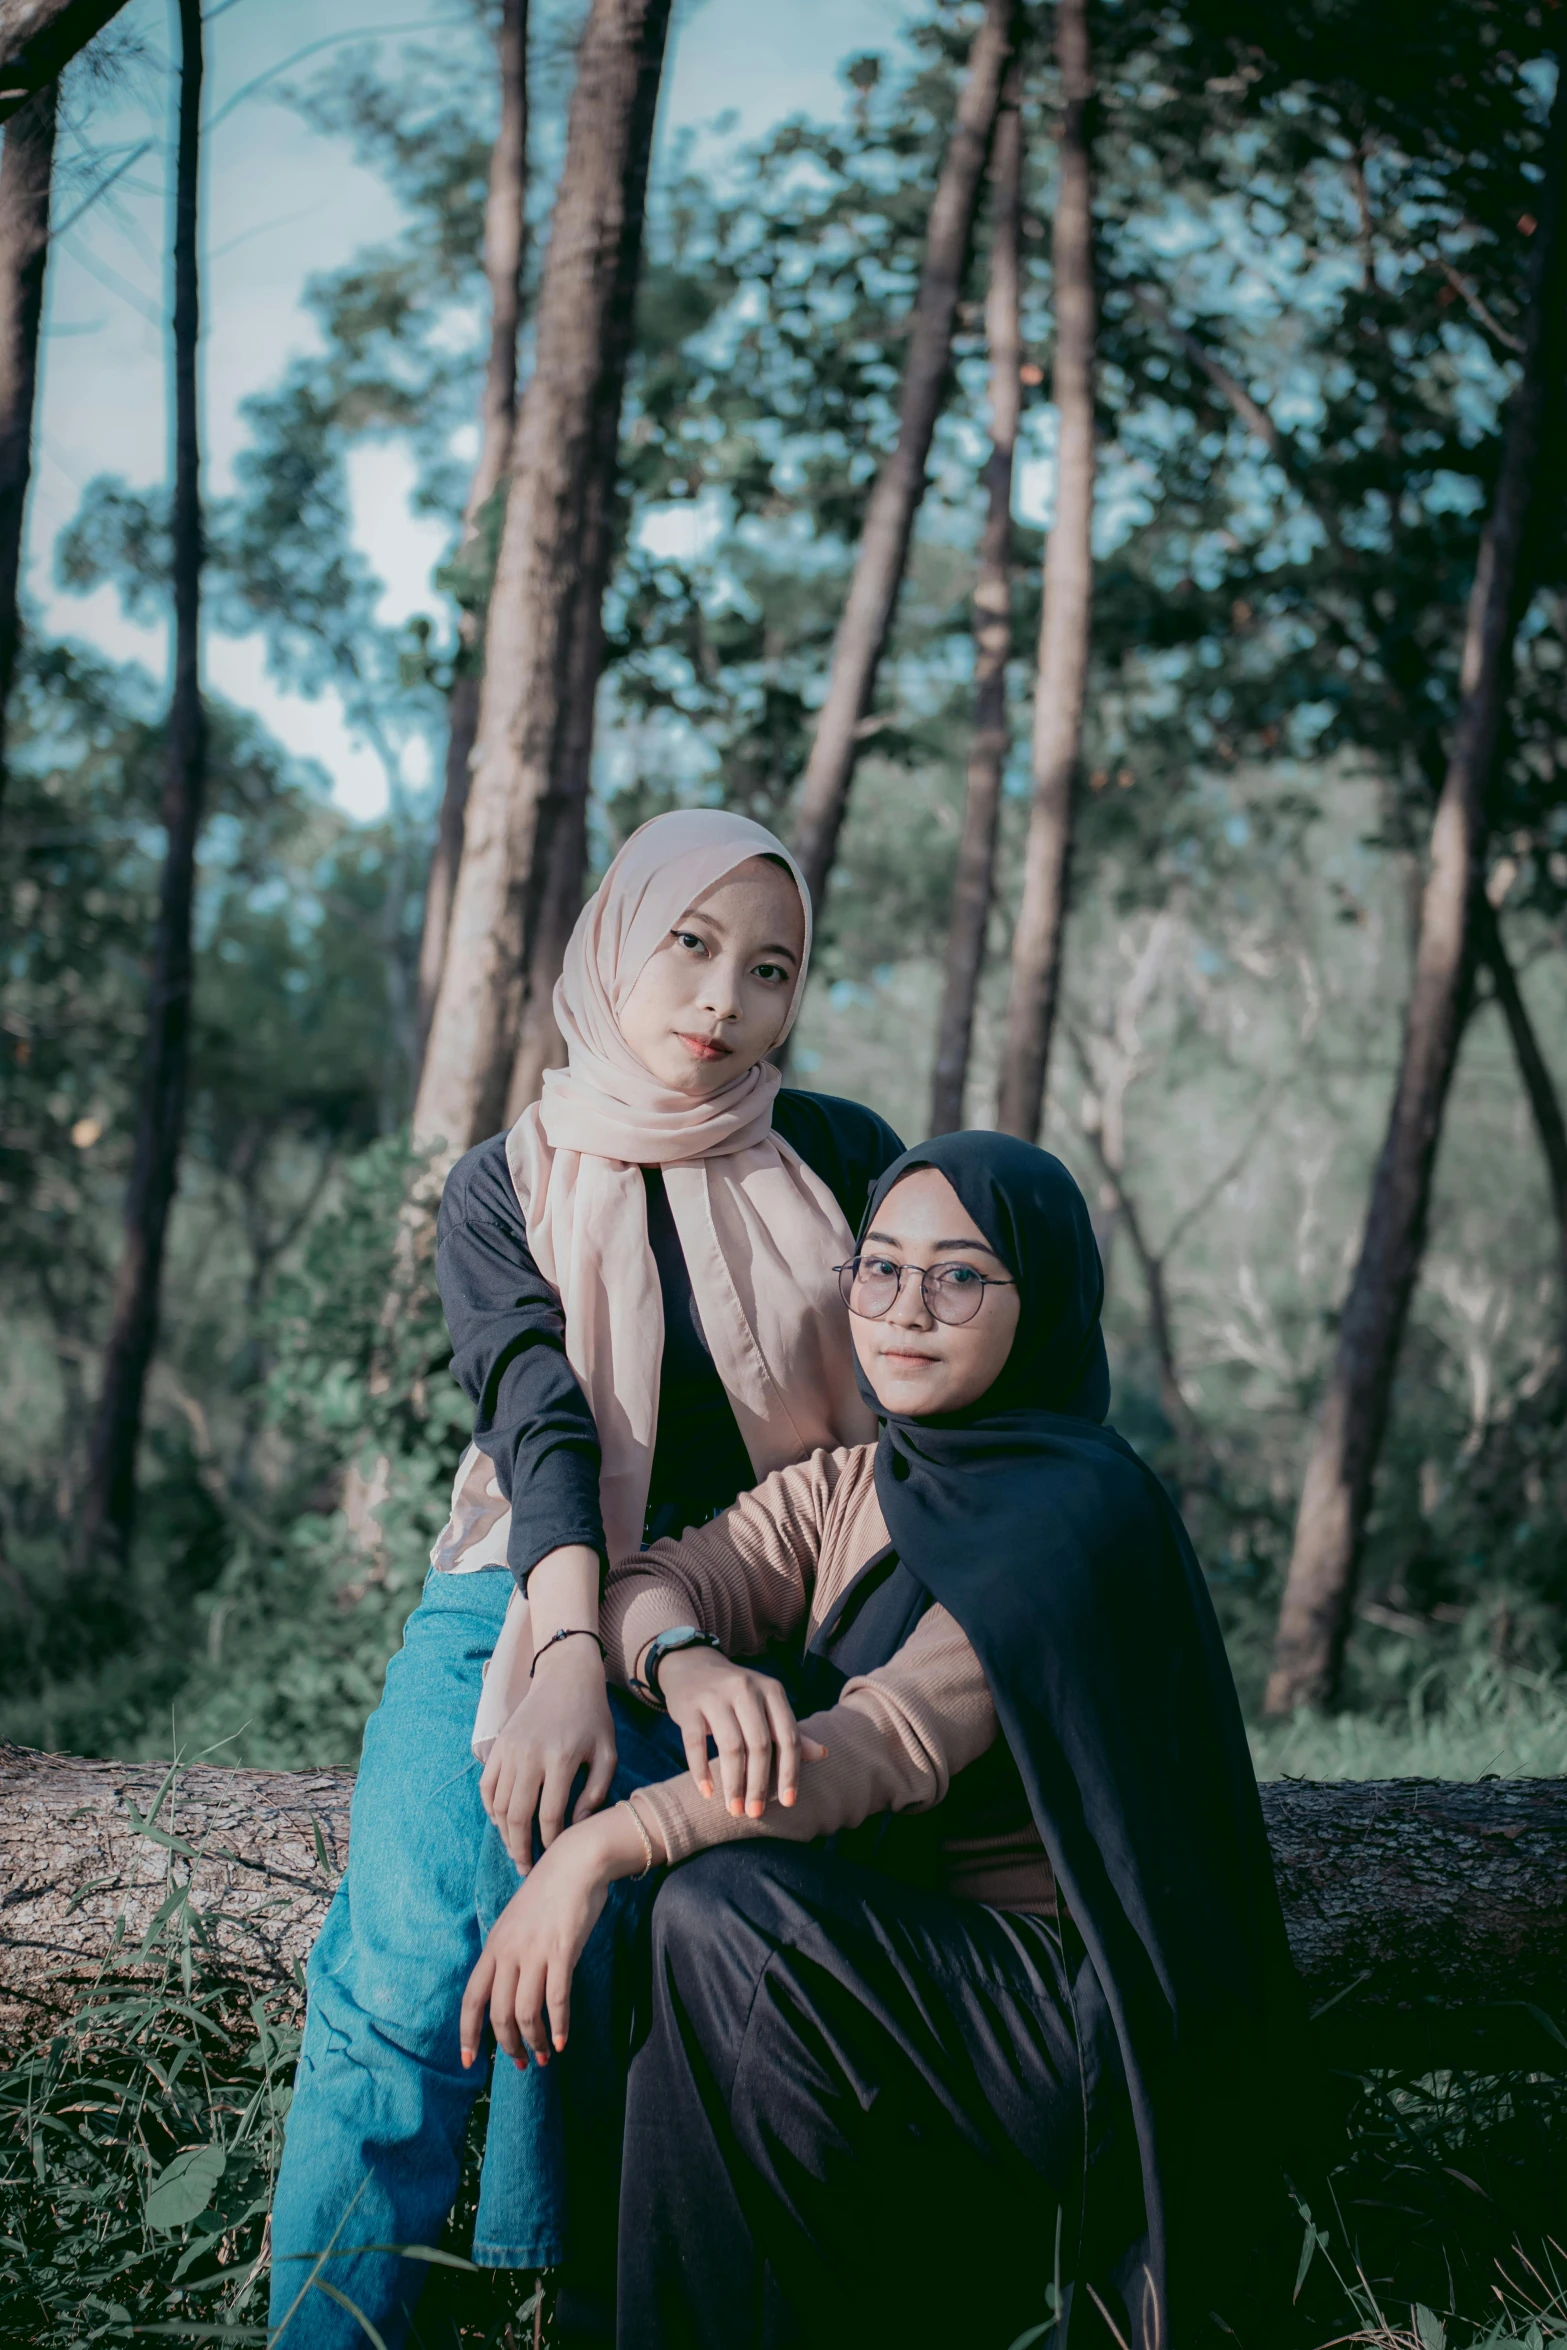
[268,1569,685,2349]
[269,1570,540,2346]
[258,1572,522,2343]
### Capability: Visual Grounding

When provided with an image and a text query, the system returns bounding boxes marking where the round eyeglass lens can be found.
[926,1264,986,1324]
[841,1257,899,1316]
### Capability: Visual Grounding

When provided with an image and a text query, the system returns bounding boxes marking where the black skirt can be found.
[613,1840,1142,2350]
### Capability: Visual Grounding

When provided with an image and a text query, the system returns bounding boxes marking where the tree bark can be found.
[412,0,668,1171]
[929,60,1022,1136]
[501,243,622,1127]
[994,0,1096,1142]
[4,1742,1563,2072]
[502,529,601,1123]
[504,776,587,1119]
[1264,81,1567,1718]
[1475,899,1567,1313]
[414,0,529,1073]
[0,75,54,805]
[0,0,123,117]
[788,0,1018,918]
[77,0,204,1573]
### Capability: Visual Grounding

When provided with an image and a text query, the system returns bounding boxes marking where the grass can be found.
[0,1963,292,2344]
[1250,1654,1567,1784]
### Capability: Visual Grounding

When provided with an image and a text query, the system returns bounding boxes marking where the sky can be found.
[28,0,913,817]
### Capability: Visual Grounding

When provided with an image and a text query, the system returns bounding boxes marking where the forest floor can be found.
[3,1683,1565,2350]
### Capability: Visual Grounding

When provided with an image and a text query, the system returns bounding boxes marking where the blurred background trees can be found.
[0,0,1564,1790]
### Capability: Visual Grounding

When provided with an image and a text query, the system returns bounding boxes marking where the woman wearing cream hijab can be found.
[269,810,902,2350]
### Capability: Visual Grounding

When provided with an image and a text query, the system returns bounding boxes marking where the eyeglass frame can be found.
[834,1253,1018,1328]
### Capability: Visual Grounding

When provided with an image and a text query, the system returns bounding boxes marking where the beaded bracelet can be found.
[528,1625,608,1679]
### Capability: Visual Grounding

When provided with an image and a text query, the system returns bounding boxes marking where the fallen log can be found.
[1,1743,1564,2068]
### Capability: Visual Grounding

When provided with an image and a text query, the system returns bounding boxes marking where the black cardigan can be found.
[435,1090,904,1587]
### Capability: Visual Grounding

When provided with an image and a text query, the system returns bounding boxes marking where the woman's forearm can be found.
[525,1543,602,1649]
[582,1797,669,1879]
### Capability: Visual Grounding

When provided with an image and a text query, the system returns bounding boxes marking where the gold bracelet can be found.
[625,1800,656,1881]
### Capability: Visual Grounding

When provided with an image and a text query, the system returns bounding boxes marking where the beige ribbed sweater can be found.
[602,1444,1055,1913]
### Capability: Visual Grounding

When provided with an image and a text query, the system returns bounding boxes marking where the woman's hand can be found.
[480,1637,617,1873]
[654,1646,826,1819]
[480,1545,614,1873]
[460,1804,654,2068]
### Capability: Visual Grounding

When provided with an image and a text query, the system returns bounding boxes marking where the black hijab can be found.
[821,1131,1307,2348]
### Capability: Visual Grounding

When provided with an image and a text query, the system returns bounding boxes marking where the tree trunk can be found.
[1264,82,1567,1719]
[1081,1131,1193,1444]
[501,238,623,1127]
[788,0,1017,918]
[502,519,603,1124]
[0,75,53,805]
[0,0,124,116]
[4,1741,1563,2072]
[77,0,204,1574]
[994,0,1096,1142]
[1133,295,1567,1358]
[1475,898,1567,1314]
[414,0,529,1073]
[929,60,1022,1136]
[412,0,669,1171]
[504,774,587,1119]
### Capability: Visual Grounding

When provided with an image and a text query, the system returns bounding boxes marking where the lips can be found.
[677,1032,732,1062]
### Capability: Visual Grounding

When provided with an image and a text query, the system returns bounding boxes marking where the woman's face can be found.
[848,1167,1021,1417]
[618,856,806,1097]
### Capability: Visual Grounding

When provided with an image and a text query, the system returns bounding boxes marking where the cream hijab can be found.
[462,808,874,1755]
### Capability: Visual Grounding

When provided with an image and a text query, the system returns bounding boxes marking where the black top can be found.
[435,1088,903,1586]
[830,1132,1309,2345]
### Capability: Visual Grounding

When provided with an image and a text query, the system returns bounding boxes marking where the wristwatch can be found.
[634,1625,722,1710]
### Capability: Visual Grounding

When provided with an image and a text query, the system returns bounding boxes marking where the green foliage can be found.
[161,1135,466,1770]
[0,1965,294,2344]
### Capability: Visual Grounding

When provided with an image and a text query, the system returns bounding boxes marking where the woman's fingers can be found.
[480,1744,511,1831]
[680,1714,714,1797]
[504,1756,544,1874]
[515,1959,549,2067]
[460,1947,495,2068]
[766,1684,804,1808]
[712,1710,748,1814]
[545,1948,573,2053]
[571,1735,618,1827]
[735,1688,775,1817]
[802,1734,829,1762]
[536,1748,577,1854]
[490,1958,525,2064]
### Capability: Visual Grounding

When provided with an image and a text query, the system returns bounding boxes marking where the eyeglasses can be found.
[835,1254,1017,1328]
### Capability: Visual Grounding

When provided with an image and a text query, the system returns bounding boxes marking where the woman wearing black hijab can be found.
[462,1133,1308,2348]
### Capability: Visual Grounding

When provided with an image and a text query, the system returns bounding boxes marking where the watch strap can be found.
[635,1625,722,1709]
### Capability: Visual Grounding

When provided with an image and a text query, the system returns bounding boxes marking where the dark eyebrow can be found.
[863,1230,1000,1256]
